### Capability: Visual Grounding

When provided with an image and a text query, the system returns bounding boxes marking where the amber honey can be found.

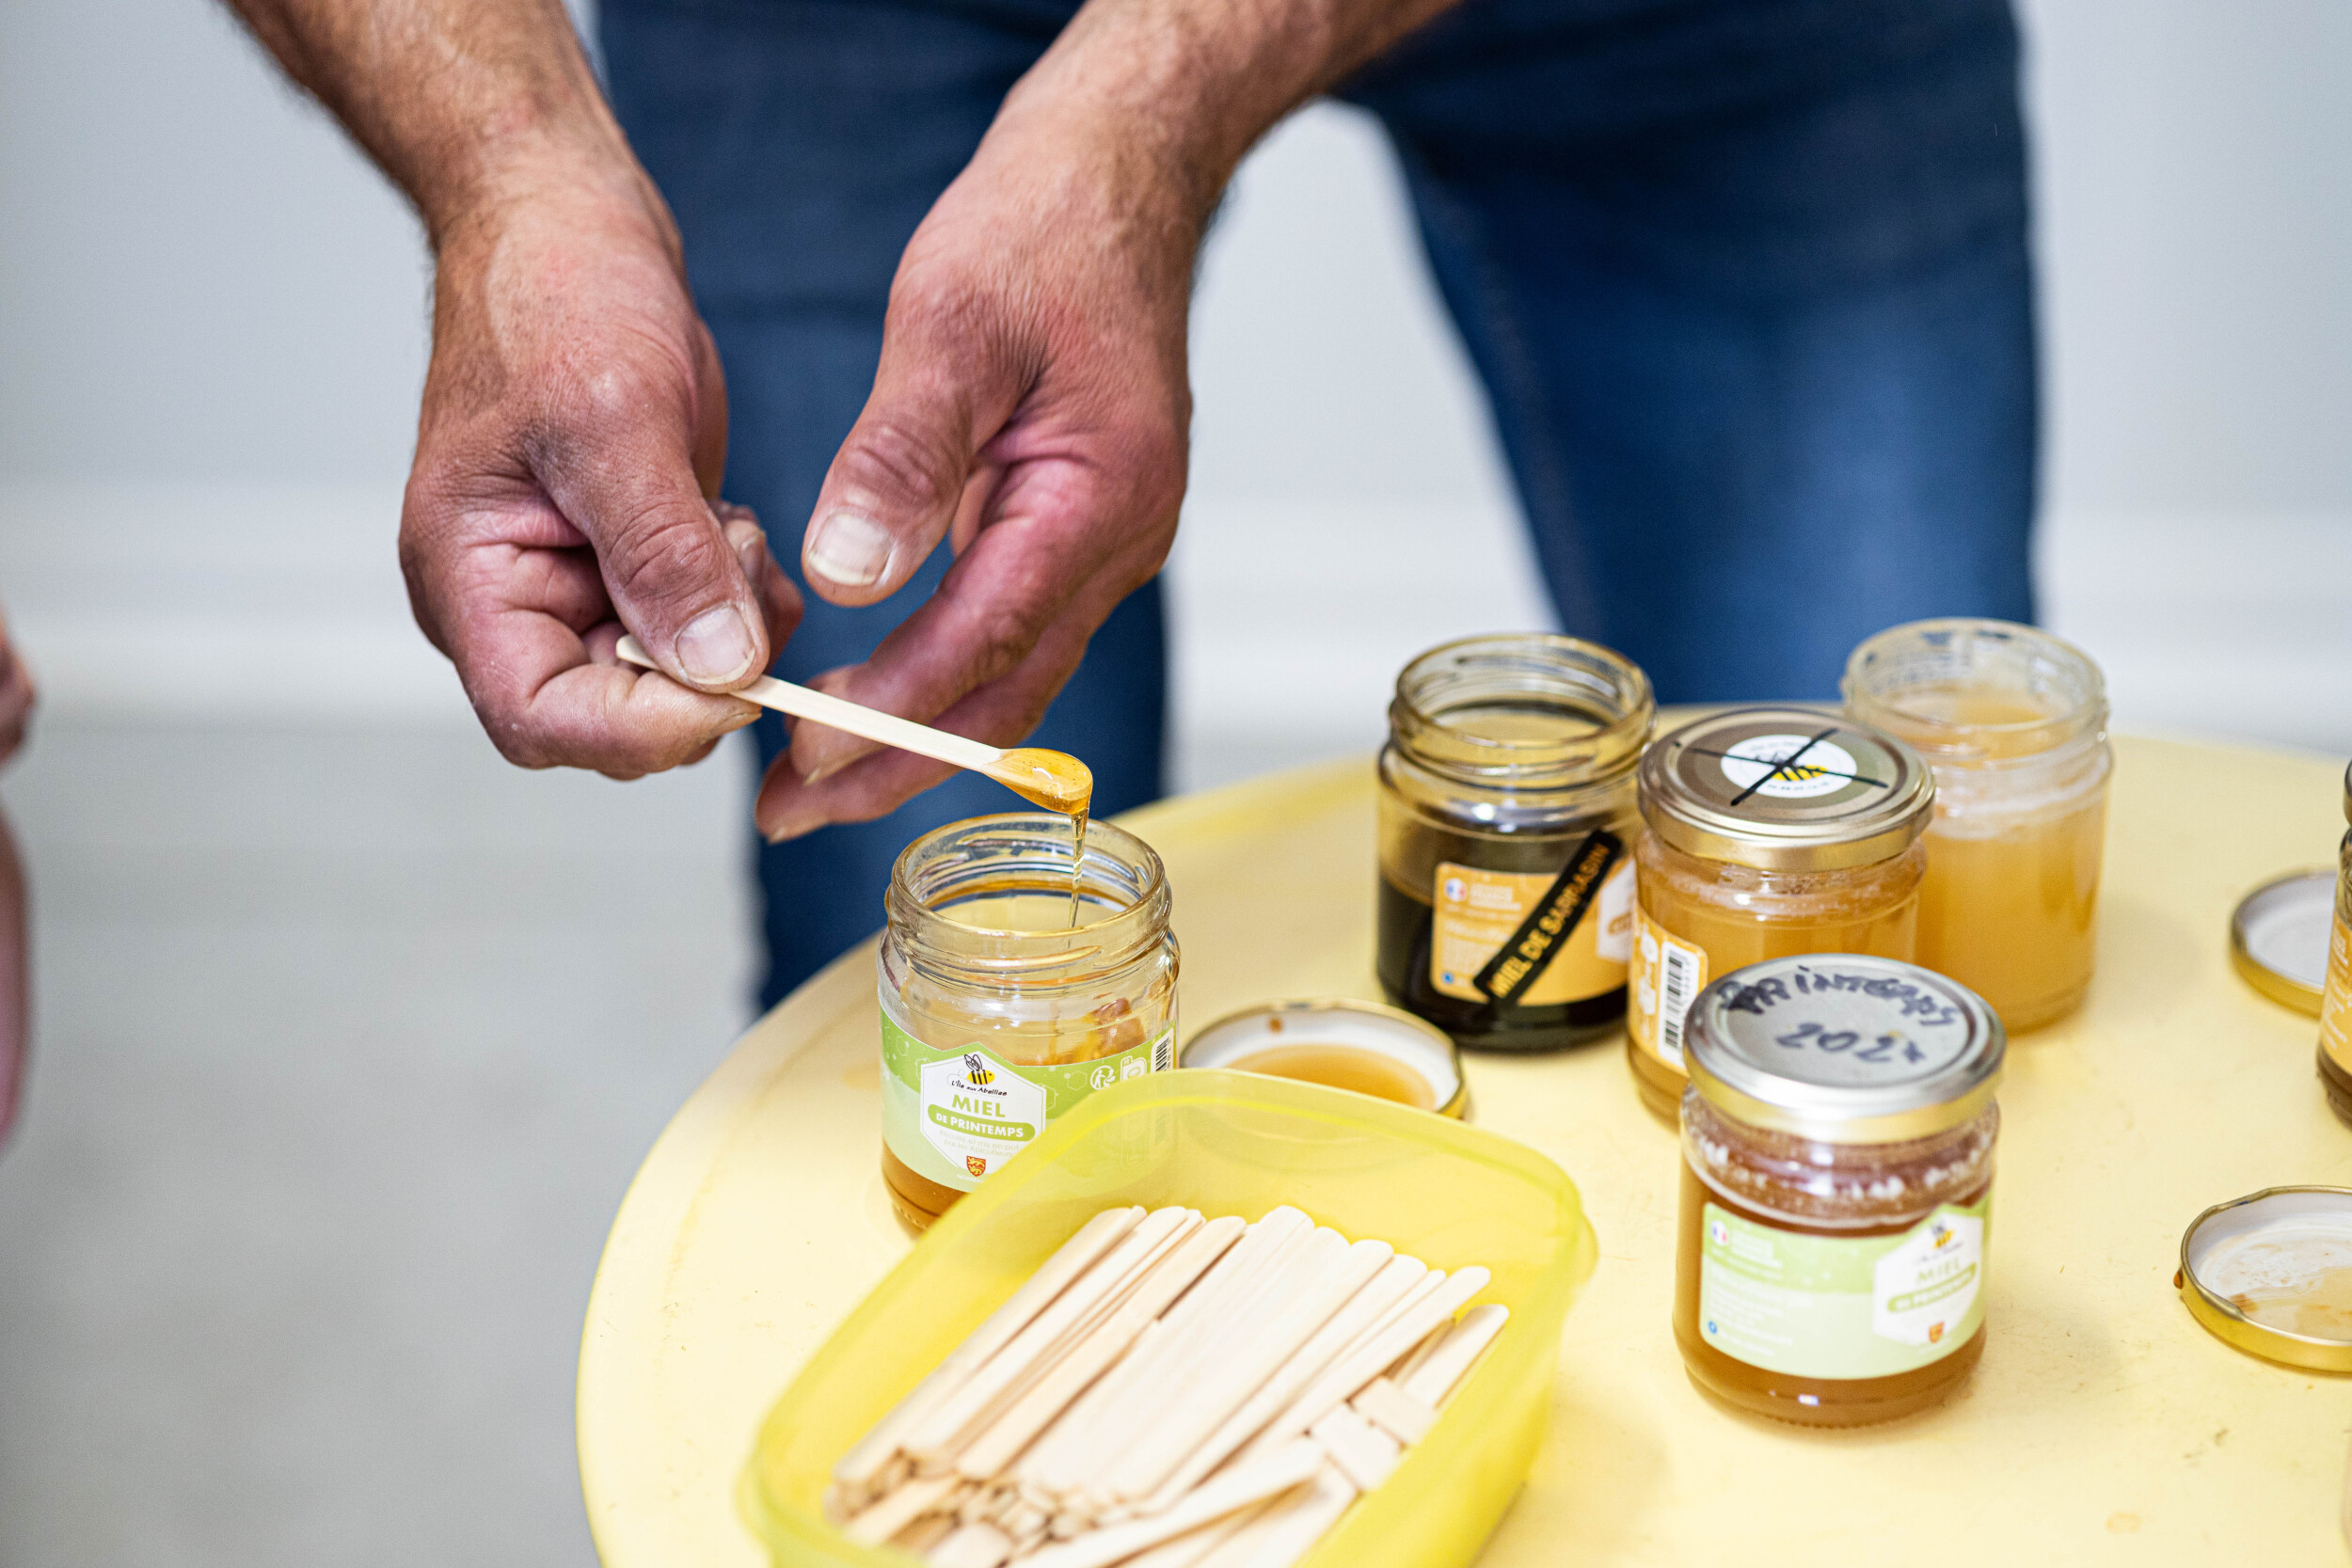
[1846,624,2113,1034]
[1219,1042,1438,1110]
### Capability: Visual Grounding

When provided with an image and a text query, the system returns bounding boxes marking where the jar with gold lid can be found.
[2316,765,2352,1123]
[1376,634,1654,1053]
[1843,618,2113,1033]
[880,813,1177,1228]
[1627,708,1934,1117]
[1675,953,2004,1427]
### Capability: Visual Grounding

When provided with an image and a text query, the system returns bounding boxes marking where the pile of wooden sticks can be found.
[824,1204,1507,1568]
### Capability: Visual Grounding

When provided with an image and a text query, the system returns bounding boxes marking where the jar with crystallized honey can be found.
[1675,954,2004,1427]
[1376,634,1654,1053]
[880,814,1178,1228]
[1627,709,1934,1117]
[1844,619,2114,1034]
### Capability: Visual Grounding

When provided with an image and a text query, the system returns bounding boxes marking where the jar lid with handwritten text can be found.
[1684,954,2005,1143]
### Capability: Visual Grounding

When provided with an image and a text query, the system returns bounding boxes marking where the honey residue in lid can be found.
[987,748,1094,817]
[2201,1217,2352,1343]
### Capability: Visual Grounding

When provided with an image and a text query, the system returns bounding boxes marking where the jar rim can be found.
[886,813,1169,977]
[1389,632,1654,785]
[1841,618,2108,762]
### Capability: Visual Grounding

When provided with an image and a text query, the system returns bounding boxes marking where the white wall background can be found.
[3,0,2348,763]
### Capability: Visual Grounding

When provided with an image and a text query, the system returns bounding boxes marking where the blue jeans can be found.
[602,0,2036,1006]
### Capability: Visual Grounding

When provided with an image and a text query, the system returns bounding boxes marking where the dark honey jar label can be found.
[1430,831,1633,1007]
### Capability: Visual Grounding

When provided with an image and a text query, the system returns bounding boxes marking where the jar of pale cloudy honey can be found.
[1376,634,1655,1052]
[1676,954,2004,1427]
[1627,709,1934,1117]
[879,814,1177,1227]
[2316,765,2352,1123]
[1843,619,2113,1034]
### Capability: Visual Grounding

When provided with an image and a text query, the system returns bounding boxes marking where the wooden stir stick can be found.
[613,636,1091,814]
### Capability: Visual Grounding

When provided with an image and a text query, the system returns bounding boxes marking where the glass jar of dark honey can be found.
[1375,634,1653,1052]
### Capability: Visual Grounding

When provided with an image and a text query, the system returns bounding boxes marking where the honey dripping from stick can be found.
[988,748,1094,927]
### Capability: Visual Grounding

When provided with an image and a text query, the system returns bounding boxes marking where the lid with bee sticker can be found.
[1638,707,1934,873]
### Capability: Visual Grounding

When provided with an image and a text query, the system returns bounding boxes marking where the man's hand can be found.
[753,106,1194,837]
[405,158,800,777]
[222,0,795,778]
[755,0,1462,838]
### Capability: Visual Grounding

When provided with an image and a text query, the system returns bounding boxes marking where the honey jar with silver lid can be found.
[1675,953,2005,1427]
[1627,708,1935,1117]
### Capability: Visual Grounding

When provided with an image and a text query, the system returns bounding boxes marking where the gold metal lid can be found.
[2229,870,2336,1016]
[2176,1186,2352,1373]
[1180,999,1467,1118]
[1637,707,1934,872]
[2343,759,2351,825]
[1685,955,2004,1143]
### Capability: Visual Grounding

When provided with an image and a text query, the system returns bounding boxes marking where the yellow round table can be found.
[578,736,2352,1566]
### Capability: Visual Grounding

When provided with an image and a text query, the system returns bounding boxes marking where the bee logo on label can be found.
[961,1053,994,1085]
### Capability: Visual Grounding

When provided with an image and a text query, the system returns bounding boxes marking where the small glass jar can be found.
[2316,765,2352,1122]
[1675,954,2005,1427]
[879,813,1178,1228]
[1376,634,1655,1053]
[1627,708,1934,1117]
[1843,619,2114,1034]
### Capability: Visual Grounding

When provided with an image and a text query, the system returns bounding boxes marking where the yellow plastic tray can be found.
[739,1069,1598,1568]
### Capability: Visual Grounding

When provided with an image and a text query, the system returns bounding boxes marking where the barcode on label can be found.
[1152,1034,1174,1074]
[1658,943,1700,1068]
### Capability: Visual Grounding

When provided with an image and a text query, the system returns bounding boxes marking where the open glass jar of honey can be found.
[879,813,1178,1228]
[1627,709,1934,1117]
[1376,634,1654,1053]
[2316,764,2352,1122]
[1843,619,2113,1033]
[1675,954,2005,1426]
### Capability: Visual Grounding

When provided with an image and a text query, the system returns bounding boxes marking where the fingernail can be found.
[763,809,825,844]
[675,605,757,686]
[805,508,893,588]
[736,531,768,583]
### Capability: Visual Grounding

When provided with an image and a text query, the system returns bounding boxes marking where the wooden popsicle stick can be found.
[1192,1462,1358,1568]
[891,1513,960,1555]
[1023,1212,1311,1495]
[954,1216,1248,1480]
[1116,1500,1270,1568]
[1308,1405,1401,1493]
[845,1471,962,1547]
[1401,1303,1509,1409]
[1348,1379,1436,1447]
[1080,1227,1350,1498]
[1104,1235,1391,1503]
[617,635,1003,771]
[930,1521,1016,1568]
[1235,1267,1490,1465]
[911,1208,1195,1462]
[835,1207,1145,1487]
[932,1212,1207,1483]
[1133,1253,1428,1516]
[1022,1441,1326,1568]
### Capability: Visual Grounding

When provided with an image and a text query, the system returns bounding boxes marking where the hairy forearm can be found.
[217,0,650,246]
[1001,0,1468,219]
